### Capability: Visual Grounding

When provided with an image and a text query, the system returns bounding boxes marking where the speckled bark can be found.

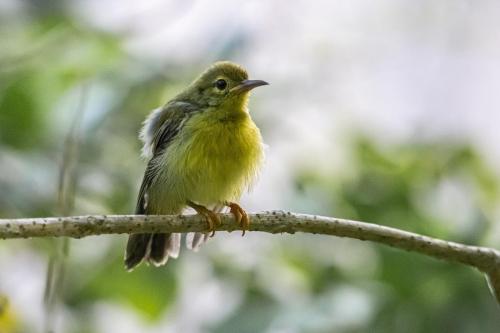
[1,211,499,305]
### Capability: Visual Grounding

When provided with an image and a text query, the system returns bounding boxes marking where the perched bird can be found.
[125,61,268,270]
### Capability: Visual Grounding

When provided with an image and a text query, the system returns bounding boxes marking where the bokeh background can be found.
[1,0,500,332]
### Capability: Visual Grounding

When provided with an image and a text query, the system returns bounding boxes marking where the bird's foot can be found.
[187,201,221,237]
[225,202,249,236]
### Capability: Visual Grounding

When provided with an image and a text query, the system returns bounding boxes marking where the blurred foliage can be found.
[296,138,498,240]
[1,4,500,333]
[294,138,500,332]
[0,294,19,333]
[66,251,177,321]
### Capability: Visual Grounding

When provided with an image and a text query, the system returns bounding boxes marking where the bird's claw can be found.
[188,201,221,237]
[227,202,250,236]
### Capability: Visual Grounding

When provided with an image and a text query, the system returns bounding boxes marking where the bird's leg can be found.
[225,202,250,236]
[187,201,220,237]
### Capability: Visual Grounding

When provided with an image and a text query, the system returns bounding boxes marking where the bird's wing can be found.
[135,101,199,214]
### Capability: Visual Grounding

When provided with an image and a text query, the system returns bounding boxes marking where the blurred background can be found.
[1,0,500,332]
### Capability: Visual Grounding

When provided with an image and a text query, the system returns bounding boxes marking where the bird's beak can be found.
[231,79,269,93]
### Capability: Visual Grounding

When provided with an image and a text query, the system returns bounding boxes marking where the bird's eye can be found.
[215,79,227,90]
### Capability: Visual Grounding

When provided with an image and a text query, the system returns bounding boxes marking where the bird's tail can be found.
[125,233,181,271]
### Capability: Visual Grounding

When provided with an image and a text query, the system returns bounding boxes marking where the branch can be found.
[1,211,499,304]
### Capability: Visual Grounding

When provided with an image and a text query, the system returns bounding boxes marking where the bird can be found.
[124,61,268,270]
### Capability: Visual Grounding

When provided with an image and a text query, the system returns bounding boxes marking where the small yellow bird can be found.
[125,61,267,270]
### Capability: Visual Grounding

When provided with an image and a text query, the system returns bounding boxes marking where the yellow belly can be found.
[149,110,264,212]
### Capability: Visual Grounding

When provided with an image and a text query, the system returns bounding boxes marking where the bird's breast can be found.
[164,110,264,204]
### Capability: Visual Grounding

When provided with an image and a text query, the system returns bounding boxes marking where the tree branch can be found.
[1,211,499,304]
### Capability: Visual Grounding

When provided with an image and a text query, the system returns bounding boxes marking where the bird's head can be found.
[180,61,268,109]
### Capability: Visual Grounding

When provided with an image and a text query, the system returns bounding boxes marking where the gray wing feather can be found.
[126,101,199,270]
[135,101,198,214]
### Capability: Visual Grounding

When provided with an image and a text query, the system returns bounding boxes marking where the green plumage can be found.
[125,62,267,270]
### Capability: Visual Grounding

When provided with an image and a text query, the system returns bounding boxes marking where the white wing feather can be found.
[138,107,164,159]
